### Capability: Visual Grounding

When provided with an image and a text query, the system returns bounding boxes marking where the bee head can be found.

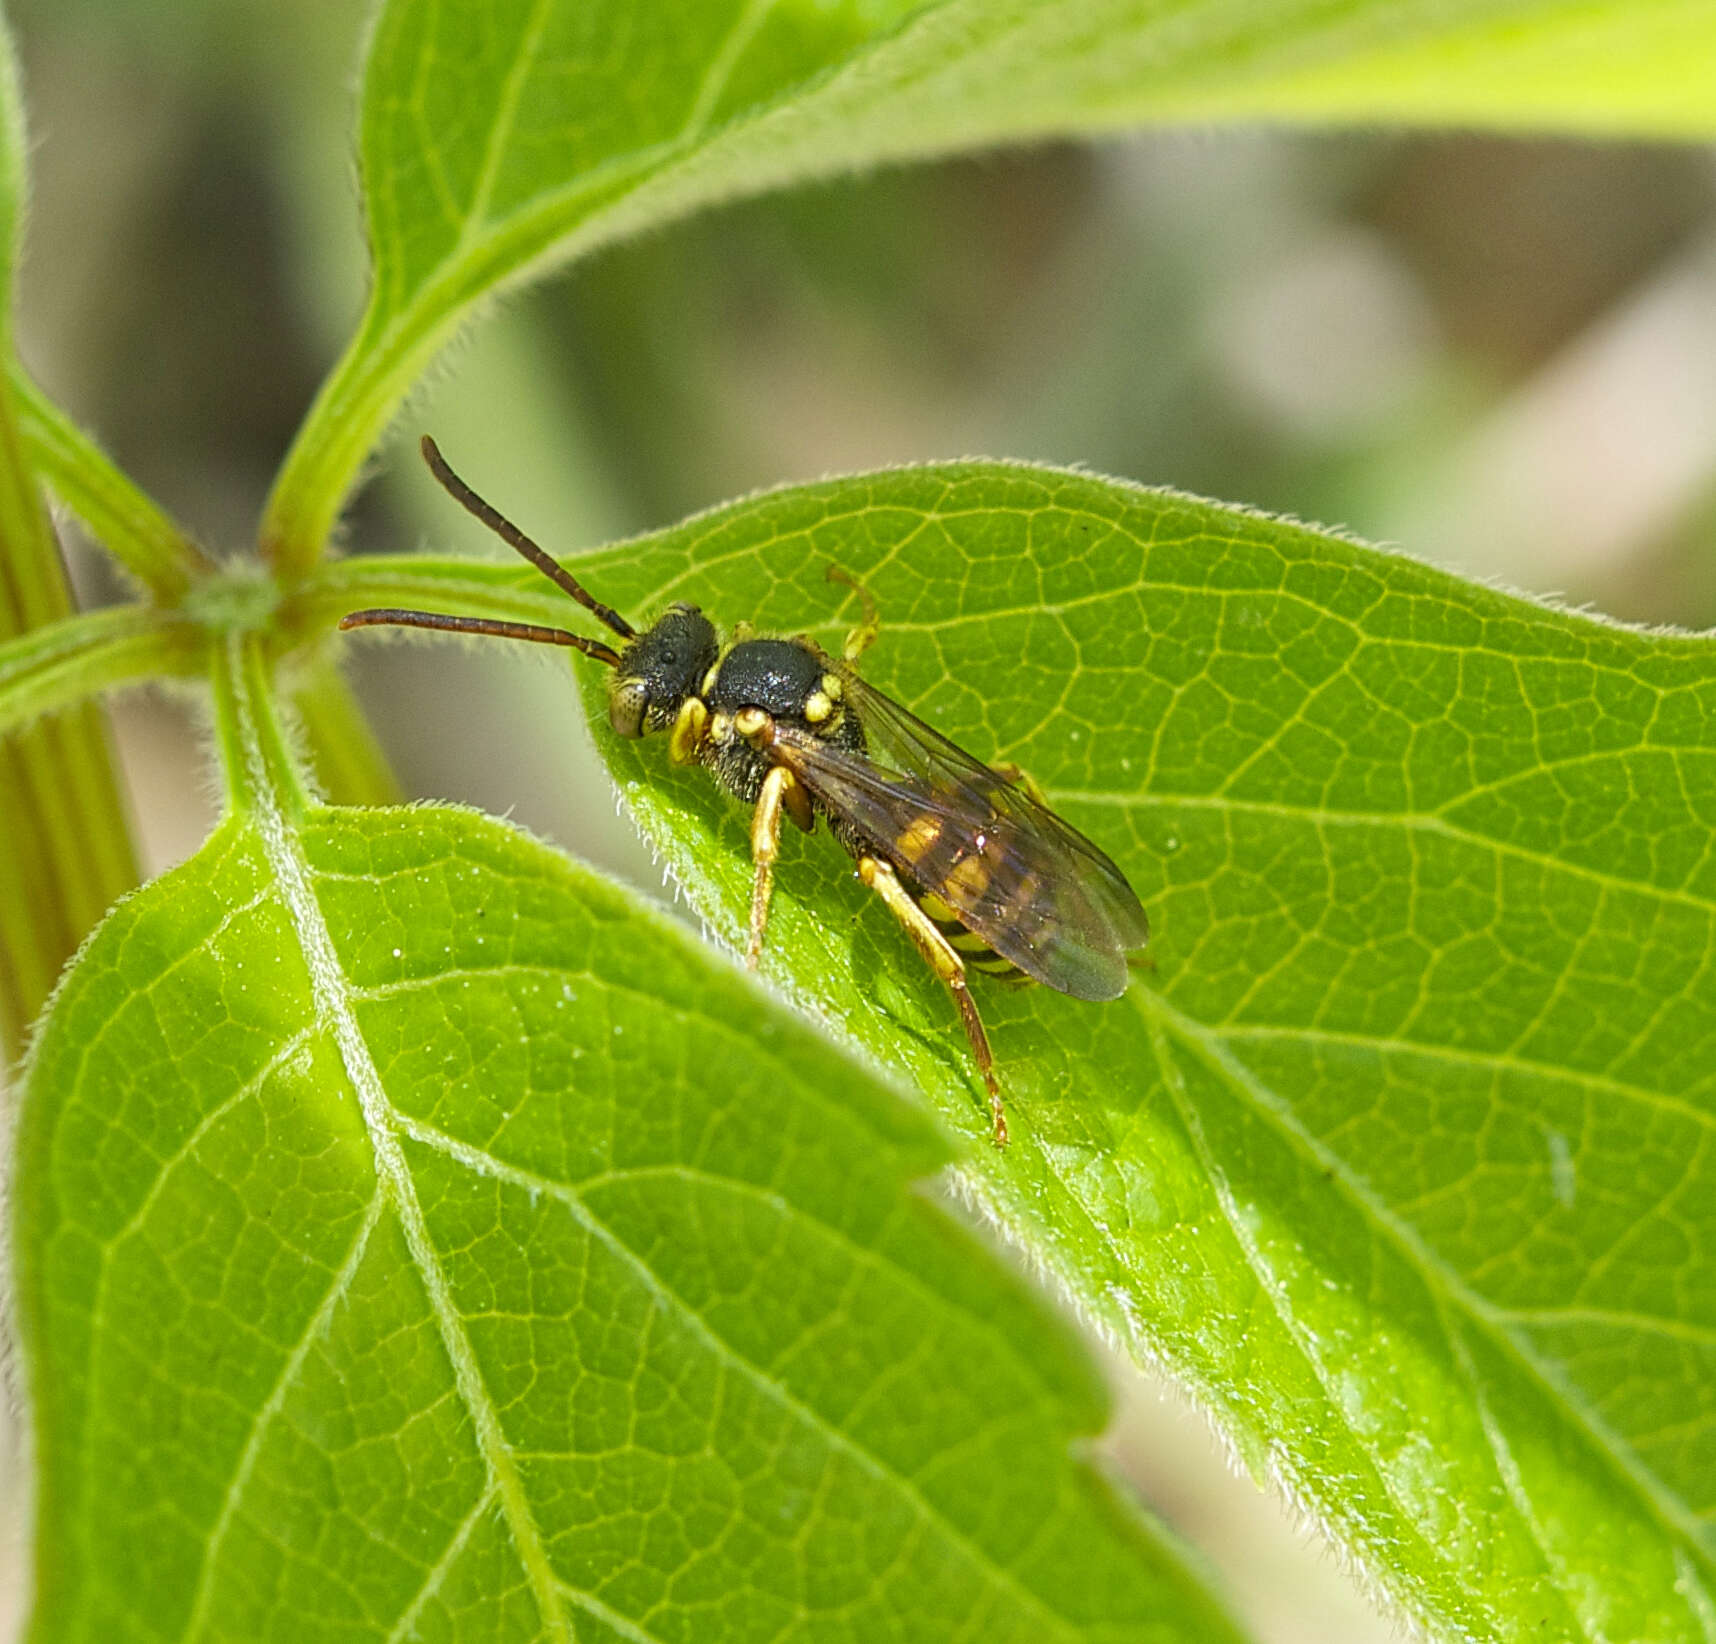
[608,604,720,738]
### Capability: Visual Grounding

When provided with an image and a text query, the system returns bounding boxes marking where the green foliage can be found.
[2,0,1713,1641]
[263,0,1716,569]
[341,462,1716,1641]
[17,639,1240,1642]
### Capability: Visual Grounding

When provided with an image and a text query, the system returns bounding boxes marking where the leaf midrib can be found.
[212,733,1107,1637]
[226,662,569,1639]
[358,955,1154,1392]
[391,1109,1105,1641]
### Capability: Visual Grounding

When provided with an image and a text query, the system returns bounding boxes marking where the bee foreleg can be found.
[857,856,1008,1148]
[669,696,708,765]
[747,765,798,970]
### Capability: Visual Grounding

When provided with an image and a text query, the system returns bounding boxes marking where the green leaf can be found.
[13,634,1246,1643]
[262,0,1716,570]
[476,462,1716,1643]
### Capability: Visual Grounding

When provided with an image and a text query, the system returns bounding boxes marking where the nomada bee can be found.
[341,438,1150,1145]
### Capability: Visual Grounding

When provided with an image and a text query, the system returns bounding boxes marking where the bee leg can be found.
[747,765,800,970]
[991,760,1050,809]
[827,565,882,662]
[669,696,708,765]
[857,856,1008,1148]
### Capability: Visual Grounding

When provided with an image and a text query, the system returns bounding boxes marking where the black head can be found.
[608,604,720,738]
[342,439,719,736]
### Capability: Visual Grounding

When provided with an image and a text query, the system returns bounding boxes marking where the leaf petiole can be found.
[10,364,210,599]
[0,605,206,739]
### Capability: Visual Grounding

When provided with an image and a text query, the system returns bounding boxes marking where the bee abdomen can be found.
[919,892,1024,982]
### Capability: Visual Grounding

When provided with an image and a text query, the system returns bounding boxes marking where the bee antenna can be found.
[338,608,623,667]
[419,435,636,641]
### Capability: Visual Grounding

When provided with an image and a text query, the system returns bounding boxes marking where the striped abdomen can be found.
[919,890,1025,980]
[889,807,1046,985]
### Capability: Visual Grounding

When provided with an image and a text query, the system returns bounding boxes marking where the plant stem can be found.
[10,364,211,599]
[0,406,138,1060]
[0,607,206,736]
[210,631,310,821]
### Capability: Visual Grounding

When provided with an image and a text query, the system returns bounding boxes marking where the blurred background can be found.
[8,0,1716,1637]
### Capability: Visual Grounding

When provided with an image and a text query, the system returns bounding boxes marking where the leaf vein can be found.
[1438,1301,1595,1641]
[1493,1306,1716,1350]
[1066,788,1716,923]
[680,0,780,139]
[461,0,555,235]
[1216,1022,1716,1130]
[1136,1003,1473,1615]
[579,1160,1072,1411]
[181,1189,385,1642]
[383,1483,500,1644]
[101,1026,315,1255]
[1142,986,1716,1578]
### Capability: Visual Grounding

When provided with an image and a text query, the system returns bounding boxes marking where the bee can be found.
[341,438,1149,1146]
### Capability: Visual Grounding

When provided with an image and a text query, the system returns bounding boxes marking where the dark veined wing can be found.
[770,667,1148,1001]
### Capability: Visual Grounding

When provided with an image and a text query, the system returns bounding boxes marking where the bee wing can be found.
[771,672,1148,1000]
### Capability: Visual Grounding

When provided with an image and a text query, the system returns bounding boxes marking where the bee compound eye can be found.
[608,678,648,738]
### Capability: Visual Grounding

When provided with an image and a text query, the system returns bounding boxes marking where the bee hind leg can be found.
[827,565,882,663]
[990,761,1050,809]
[857,856,1008,1147]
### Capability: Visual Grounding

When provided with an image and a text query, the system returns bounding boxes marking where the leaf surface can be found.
[264,0,1716,565]
[515,462,1716,1643]
[13,637,1244,1643]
